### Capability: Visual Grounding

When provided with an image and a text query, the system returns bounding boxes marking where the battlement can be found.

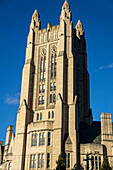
[36,24,60,45]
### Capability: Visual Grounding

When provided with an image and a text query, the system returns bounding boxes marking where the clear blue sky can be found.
[0,0,113,144]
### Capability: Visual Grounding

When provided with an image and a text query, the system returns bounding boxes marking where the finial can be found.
[75,20,84,39]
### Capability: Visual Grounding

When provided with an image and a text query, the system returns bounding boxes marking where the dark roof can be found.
[79,121,101,144]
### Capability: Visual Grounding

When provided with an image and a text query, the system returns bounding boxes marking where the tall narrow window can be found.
[48,132,51,145]
[42,96,44,104]
[52,111,54,118]
[66,153,70,168]
[40,57,43,81]
[95,156,98,169]
[42,133,45,145]
[30,154,36,169]
[38,154,44,168]
[42,154,44,168]
[39,132,45,146]
[9,162,12,170]
[42,84,45,93]
[91,156,94,169]
[99,157,101,168]
[37,113,39,120]
[47,153,50,168]
[40,113,42,120]
[35,133,37,146]
[51,55,54,78]
[53,94,56,103]
[39,85,42,93]
[40,72,43,81]
[38,154,41,168]
[50,83,53,91]
[31,134,35,146]
[40,58,43,71]
[50,94,52,103]
[39,133,43,146]
[54,64,57,78]
[44,56,46,72]
[48,111,50,119]
[31,133,37,146]
[44,72,46,80]
[44,56,46,81]
[39,96,41,105]
[54,82,56,91]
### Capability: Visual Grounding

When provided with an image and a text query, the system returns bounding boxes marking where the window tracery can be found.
[38,48,46,106]
[49,46,57,104]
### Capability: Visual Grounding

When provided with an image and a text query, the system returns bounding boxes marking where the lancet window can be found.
[38,48,46,106]
[49,46,57,104]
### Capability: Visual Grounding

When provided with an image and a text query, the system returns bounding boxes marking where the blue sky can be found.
[0,0,113,143]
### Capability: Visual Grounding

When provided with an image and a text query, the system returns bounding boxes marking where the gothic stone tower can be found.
[2,1,92,169]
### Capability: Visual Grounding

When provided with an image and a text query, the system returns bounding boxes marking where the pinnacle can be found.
[76,20,83,28]
[32,9,40,19]
[62,0,70,10]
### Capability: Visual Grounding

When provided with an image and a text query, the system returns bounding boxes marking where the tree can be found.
[100,156,112,170]
[56,153,66,170]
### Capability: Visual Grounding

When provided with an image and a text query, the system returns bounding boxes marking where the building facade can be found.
[0,0,113,170]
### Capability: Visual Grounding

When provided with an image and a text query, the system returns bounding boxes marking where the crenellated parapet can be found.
[36,24,60,45]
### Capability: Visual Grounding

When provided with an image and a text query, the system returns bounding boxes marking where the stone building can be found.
[0,0,113,169]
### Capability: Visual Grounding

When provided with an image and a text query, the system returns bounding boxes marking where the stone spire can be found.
[75,20,84,39]
[60,0,72,22]
[30,9,41,30]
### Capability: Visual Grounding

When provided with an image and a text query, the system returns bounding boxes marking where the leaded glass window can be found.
[38,154,44,168]
[30,154,36,169]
